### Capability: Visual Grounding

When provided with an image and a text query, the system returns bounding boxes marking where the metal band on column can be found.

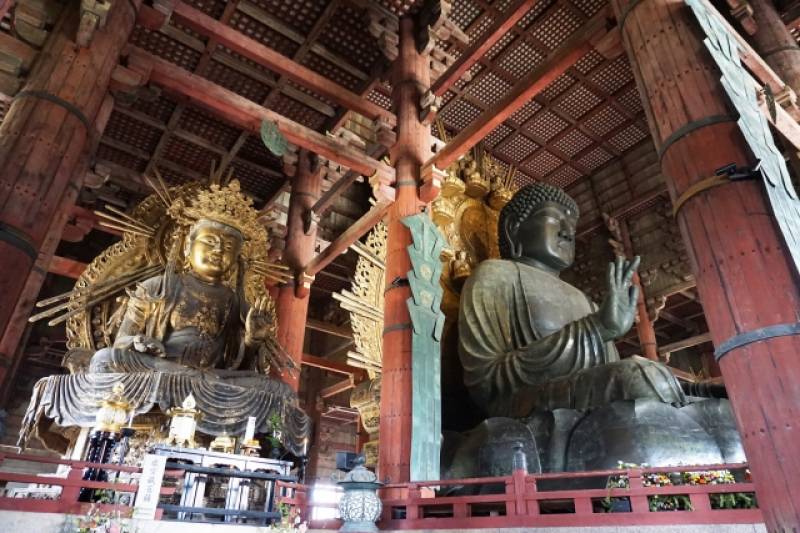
[714,322,800,361]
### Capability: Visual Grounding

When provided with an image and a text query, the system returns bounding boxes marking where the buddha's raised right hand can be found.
[595,255,640,341]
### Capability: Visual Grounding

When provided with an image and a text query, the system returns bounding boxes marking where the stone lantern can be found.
[337,456,383,532]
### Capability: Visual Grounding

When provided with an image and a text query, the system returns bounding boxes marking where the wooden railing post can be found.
[60,465,84,513]
[406,484,420,520]
[512,469,526,516]
[627,468,649,514]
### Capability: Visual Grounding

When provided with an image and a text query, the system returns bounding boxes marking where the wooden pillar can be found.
[612,0,800,528]
[377,16,430,484]
[619,219,658,360]
[749,0,800,95]
[276,150,320,391]
[0,2,139,385]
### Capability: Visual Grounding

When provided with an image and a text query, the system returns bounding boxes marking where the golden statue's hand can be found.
[245,296,271,345]
[132,334,167,357]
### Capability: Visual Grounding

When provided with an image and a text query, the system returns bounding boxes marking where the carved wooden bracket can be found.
[419,161,444,203]
[295,271,315,298]
[137,0,175,30]
[77,0,111,48]
[367,5,399,61]
[726,0,757,35]
[419,89,442,126]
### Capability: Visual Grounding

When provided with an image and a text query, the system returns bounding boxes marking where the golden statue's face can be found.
[187,221,242,282]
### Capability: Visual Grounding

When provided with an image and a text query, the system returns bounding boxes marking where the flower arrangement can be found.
[268,502,308,533]
[603,463,757,512]
[73,489,135,533]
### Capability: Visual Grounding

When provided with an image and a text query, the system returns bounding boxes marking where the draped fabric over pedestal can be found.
[19,371,312,456]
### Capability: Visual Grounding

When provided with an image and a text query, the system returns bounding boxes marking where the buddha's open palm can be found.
[245,296,272,344]
[596,255,640,341]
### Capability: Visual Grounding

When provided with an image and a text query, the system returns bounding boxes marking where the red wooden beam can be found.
[302,353,366,379]
[320,375,357,398]
[48,256,87,279]
[130,48,395,181]
[304,200,392,276]
[427,9,610,170]
[431,0,538,96]
[140,2,396,126]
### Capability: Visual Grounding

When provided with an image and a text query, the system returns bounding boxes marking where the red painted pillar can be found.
[377,17,430,484]
[612,0,800,528]
[276,150,320,391]
[0,2,140,389]
[749,0,800,94]
[620,219,658,360]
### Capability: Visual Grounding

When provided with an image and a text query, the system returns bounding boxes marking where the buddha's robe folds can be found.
[459,260,685,417]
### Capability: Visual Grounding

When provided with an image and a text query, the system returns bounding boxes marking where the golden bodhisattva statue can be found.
[21,174,310,454]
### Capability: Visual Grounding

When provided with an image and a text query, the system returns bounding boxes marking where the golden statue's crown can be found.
[177,179,263,242]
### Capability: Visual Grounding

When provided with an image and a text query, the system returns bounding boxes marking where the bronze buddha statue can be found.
[459,184,685,416]
[446,183,744,476]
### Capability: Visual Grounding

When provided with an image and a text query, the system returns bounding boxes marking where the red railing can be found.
[1,454,764,530]
[0,452,176,517]
[278,463,763,530]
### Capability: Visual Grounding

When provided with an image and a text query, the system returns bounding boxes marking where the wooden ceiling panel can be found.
[571,0,608,18]
[205,58,273,103]
[539,72,575,100]
[177,106,242,151]
[185,0,228,18]
[495,133,539,163]
[129,27,202,71]
[467,72,512,107]
[548,164,583,188]
[96,143,148,173]
[301,52,363,92]
[551,127,594,157]
[522,148,562,177]
[576,145,613,171]
[317,4,383,72]
[517,0,557,29]
[616,84,645,116]
[450,0,484,29]
[530,6,583,50]
[440,98,482,130]
[497,40,545,78]
[162,136,219,175]
[366,88,392,110]
[484,122,514,148]
[104,111,163,154]
[523,109,569,142]
[249,0,329,35]
[557,84,604,120]
[127,95,179,125]
[589,56,634,95]
[229,10,302,58]
[271,92,329,131]
[583,105,628,137]
[608,123,649,152]
[573,49,605,74]
[228,159,284,201]
[154,164,197,186]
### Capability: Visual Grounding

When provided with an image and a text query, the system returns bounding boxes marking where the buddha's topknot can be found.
[498,182,579,259]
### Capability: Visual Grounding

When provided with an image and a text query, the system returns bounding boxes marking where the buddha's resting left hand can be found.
[245,296,272,345]
[595,255,640,341]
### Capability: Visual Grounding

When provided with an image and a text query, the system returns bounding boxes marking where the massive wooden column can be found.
[377,16,430,484]
[276,150,320,391]
[0,2,139,388]
[749,0,800,95]
[613,0,800,528]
